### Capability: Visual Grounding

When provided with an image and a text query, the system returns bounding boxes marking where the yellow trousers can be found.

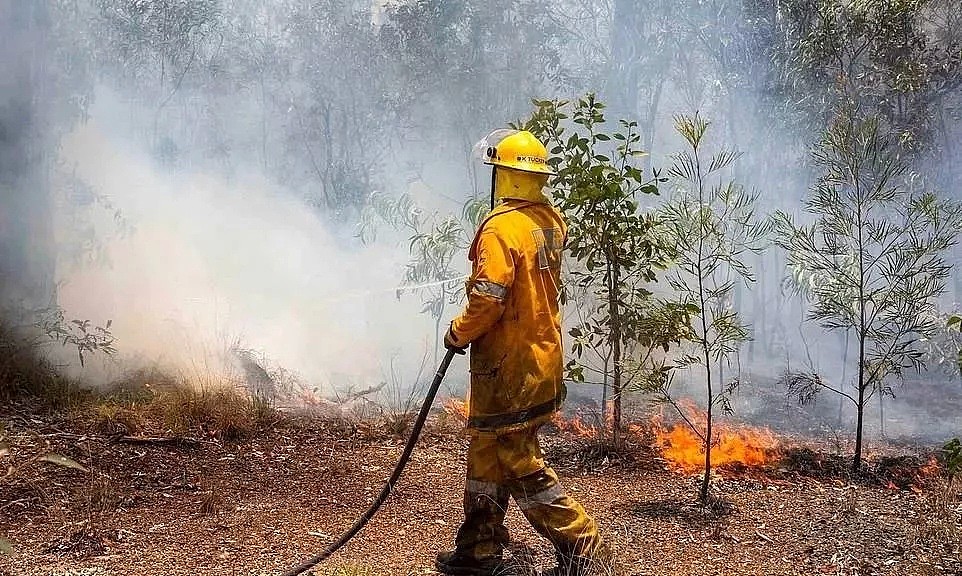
[454,426,602,562]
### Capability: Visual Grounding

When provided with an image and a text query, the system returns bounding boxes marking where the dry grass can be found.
[198,489,225,515]
[92,380,282,441]
[149,385,255,439]
[912,476,962,557]
[0,320,281,442]
[90,403,144,436]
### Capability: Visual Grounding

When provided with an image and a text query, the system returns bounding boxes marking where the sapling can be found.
[520,94,669,448]
[774,109,962,470]
[653,112,769,502]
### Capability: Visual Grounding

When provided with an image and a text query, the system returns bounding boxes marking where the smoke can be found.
[50,93,458,397]
[0,0,958,444]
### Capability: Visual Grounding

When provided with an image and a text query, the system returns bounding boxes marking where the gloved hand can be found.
[443,325,467,355]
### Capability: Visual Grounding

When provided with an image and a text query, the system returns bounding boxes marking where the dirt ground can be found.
[1,405,960,576]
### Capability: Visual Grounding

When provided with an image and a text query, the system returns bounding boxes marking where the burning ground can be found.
[1,397,959,576]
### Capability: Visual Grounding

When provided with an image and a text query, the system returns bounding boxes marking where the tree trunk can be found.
[701,395,713,503]
[609,258,623,449]
[699,275,712,503]
[0,1,56,308]
[853,333,866,472]
[601,357,609,445]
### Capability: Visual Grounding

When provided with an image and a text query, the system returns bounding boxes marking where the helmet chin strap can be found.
[490,165,497,210]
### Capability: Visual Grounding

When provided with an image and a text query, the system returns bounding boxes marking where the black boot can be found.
[436,549,505,576]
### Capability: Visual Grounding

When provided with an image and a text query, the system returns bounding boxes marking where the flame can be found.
[442,398,469,420]
[909,456,942,492]
[552,413,601,438]
[551,402,618,439]
[917,456,940,479]
[652,411,779,471]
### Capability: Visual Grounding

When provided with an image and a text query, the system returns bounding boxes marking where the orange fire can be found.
[652,412,779,471]
[910,456,942,492]
[917,456,941,479]
[442,398,469,420]
[552,413,601,438]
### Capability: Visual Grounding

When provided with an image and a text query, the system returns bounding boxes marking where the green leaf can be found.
[39,454,88,473]
[0,537,14,556]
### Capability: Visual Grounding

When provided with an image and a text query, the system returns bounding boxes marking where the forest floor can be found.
[1,399,960,576]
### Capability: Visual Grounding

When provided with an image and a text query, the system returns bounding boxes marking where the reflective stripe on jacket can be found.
[449,199,567,432]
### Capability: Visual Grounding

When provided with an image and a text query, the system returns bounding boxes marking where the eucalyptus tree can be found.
[764,0,962,164]
[360,191,487,364]
[93,0,224,151]
[774,109,962,470]
[520,94,670,448]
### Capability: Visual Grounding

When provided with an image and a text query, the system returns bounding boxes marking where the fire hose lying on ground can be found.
[280,347,458,576]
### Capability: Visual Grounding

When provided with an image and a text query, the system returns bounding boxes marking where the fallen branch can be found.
[115,436,200,447]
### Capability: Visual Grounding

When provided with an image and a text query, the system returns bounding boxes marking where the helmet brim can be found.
[485,158,555,175]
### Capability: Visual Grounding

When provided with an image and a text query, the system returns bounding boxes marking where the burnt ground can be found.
[1,405,960,576]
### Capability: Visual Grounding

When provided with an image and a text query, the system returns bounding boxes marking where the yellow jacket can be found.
[449,199,567,432]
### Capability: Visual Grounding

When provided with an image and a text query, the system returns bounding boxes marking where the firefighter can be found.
[436,130,608,576]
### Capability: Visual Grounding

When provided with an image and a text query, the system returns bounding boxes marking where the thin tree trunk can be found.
[854,166,867,472]
[601,356,608,445]
[691,134,713,502]
[854,333,866,471]
[698,246,712,502]
[609,257,623,449]
[701,326,713,503]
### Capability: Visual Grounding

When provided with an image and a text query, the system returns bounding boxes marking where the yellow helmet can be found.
[481,130,554,175]
[476,130,553,207]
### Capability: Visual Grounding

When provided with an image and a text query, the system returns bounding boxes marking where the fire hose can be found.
[280,347,459,576]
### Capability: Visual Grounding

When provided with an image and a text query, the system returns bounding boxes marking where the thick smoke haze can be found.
[51,95,453,396]
[1,0,960,443]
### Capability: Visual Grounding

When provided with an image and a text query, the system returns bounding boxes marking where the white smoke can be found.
[52,101,462,398]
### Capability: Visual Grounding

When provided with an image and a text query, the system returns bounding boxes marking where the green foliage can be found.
[773,108,962,469]
[949,315,962,375]
[769,0,962,155]
[655,112,769,501]
[517,94,669,446]
[36,305,116,368]
[944,438,962,481]
[662,112,769,373]
[625,300,697,399]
